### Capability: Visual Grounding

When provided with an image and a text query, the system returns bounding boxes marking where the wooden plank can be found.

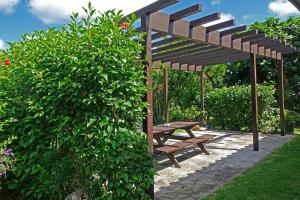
[278,58,285,136]
[126,0,179,18]
[251,53,259,151]
[196,53,249,66]
[166,48,237,63]
[172,63,180,70]
[149,12,170,32]
[221,35,232,48]
[180,64,188,70]
[220,25,247,37]
[232,30,258,40]
[190,26,207,41]
[289,0,300,10]
[271,50,277,59]
[198,53,249,65]
[164,69,169,123]
[242,33,266,42]
[277,52,282,60]
[190,13,220,27]
[153,44,213,61]
[152,37,179,47]
[196,65,202,71]
[158,47,228,63]
[152,60,162,68]
[150,4,202,40]
[258,46,265,56]
[200,66,205,125]
[152,40,193,54]
[233,38,242,50]
[170,4,202,21]
[152,32,167,40]
[171,19,190,37]
[251,44,258,54]
[141,14,154,200]
[141,15,154,154]
[188,65,196,71]
[207,31,220,45]
[243,41,251,52]
[206,19,235,32]
[265,48,271,57]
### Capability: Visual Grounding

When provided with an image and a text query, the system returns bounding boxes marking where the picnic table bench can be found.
[153,121,215,168]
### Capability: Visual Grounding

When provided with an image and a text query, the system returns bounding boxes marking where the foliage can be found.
[205,64,227,89]
[204,135,300,200]
[153,68,201,125]
[170,106,202,122]
[152,67,166,125]
[206,85,279,133]
[169,70,200,111]
[0,5,154,200]
[285,110,300,123]
[0,147,15,177]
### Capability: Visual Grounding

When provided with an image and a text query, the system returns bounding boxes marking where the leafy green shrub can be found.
[0,5,154,200]
[206,85,279,133]
[285,110,300,123]
[170,106,202,122]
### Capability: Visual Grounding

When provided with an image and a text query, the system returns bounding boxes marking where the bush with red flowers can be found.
[0,3,154,200]
[3,58,11,65]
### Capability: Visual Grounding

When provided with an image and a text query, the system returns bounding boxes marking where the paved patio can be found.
[154,130,293,200]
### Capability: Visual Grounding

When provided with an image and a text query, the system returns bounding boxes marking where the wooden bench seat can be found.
[155,134,216,168]
[185,134,215,144]
[156,142,194,154]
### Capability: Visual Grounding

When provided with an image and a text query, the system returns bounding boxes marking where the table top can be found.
[154,121,200,135]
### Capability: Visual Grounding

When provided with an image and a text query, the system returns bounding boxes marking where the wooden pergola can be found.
[289,0,300,10]
[128,0,299,197]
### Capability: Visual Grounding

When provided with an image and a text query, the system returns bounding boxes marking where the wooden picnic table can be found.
[154,121,200,144]
[153,121,215,168]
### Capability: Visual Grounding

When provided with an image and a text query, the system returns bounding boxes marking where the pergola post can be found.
[250,53,259,151]
[164,69,169,123]
[200,66,205,125]
[141,14,154,199]
[278,58,285,136]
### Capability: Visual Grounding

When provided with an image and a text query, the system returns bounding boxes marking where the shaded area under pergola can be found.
[128,0,299,198]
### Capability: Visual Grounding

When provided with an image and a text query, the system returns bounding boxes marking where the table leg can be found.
[161,130,175,143]
[185,129,196,138]
[155,136,165,147]
[167,153,181,168]
[185,129,210,155]
[197,143,210,155]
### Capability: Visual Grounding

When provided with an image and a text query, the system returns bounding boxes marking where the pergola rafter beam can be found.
[220,25,247,36]
[170,4,202,21]
[190,13,221,27]
[126,0,179,18]
[206,19,235,32]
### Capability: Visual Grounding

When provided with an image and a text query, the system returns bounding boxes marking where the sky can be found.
[0,0,299,50]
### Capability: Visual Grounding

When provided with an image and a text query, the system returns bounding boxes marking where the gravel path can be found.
[154,130,293,200]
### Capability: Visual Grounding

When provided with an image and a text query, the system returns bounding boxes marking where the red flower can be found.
[121,22,127,30]
[4,58,11,65]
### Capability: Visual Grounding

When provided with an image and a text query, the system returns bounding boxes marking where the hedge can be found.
[0,5,154,200]
[206,85,279,133]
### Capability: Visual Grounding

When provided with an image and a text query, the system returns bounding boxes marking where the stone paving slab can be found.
[154,130,293,200]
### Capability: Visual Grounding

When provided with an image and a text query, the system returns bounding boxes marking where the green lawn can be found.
[203,134,300,200]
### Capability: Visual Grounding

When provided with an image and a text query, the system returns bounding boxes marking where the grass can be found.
[203,133,300,200]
